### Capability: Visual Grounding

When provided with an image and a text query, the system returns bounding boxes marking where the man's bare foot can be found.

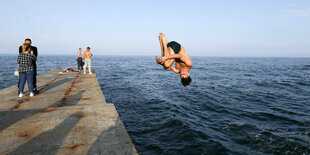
[159,33,165,40]
[159,33,169,44]
[159,32,165,39]
[163,38,169,45]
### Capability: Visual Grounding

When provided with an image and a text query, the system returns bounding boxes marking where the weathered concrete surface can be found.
[0,68,138,155]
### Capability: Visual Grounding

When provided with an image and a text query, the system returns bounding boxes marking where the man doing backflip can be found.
[156,33,192,86]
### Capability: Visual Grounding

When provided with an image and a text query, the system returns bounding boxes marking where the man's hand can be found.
[156,56,168,65]
[30,51,34,55]
[160,57,168,64]
[156,56,161,64]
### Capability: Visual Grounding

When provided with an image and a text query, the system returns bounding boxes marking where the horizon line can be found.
[1,53,310,58]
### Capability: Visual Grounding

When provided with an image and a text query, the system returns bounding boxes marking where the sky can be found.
[0,0,309,57]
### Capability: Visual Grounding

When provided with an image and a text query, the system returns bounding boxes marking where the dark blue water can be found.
[1,55,310,154]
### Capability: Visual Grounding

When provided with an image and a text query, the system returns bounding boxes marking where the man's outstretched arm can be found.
[170,66,180,73]
[161,54,192,67]
[164,66,180,74]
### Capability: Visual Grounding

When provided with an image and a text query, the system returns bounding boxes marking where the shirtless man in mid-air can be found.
[156,33,192,86]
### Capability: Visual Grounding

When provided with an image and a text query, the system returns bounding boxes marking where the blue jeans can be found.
[19,70,34,93]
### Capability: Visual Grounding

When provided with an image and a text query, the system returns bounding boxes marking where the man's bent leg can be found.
[160,34,170,57]
[157,34,175,66]
[162,48,176,68]
[159,35,165,57]
[159,34,176,67]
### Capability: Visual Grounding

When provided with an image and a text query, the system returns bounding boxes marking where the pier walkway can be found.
[0,68,138,155]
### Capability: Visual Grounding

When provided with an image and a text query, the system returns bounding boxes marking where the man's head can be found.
[79,48,82,51]
[181,76,192,86]
[87,47,90,51]
[180,70,191,86]
[25,38,32,45]
[180,70,190,79]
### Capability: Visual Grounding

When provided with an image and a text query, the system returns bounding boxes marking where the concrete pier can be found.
[0,68,138,155]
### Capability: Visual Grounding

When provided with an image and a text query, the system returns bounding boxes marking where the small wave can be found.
[296,81,310,86]
[250,131,310,154]
[244,73,254,77]
[257,112,305,125]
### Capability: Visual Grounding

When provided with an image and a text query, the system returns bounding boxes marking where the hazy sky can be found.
[0,0,309,57]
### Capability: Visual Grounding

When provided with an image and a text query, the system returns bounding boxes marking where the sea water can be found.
[1,55,309,154]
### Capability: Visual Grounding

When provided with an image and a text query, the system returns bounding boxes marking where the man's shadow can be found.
[8,111,85,155]
[38,77,73,93]
[87,117,136,155]
[0,90,85,131]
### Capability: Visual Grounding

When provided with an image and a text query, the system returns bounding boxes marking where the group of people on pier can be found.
[76,47,93,74]
[17,38,93,98]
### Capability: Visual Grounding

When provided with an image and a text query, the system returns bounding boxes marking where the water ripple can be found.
[1,55,310,154]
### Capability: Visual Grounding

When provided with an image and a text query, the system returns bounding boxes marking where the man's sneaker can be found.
[84,72,86,75]
[89,72,93,74]
[30,92,34,97]
[33,89,39,95]
[19,93,24,98]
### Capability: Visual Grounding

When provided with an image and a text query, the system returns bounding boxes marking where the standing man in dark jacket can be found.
[18,38,39,94]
